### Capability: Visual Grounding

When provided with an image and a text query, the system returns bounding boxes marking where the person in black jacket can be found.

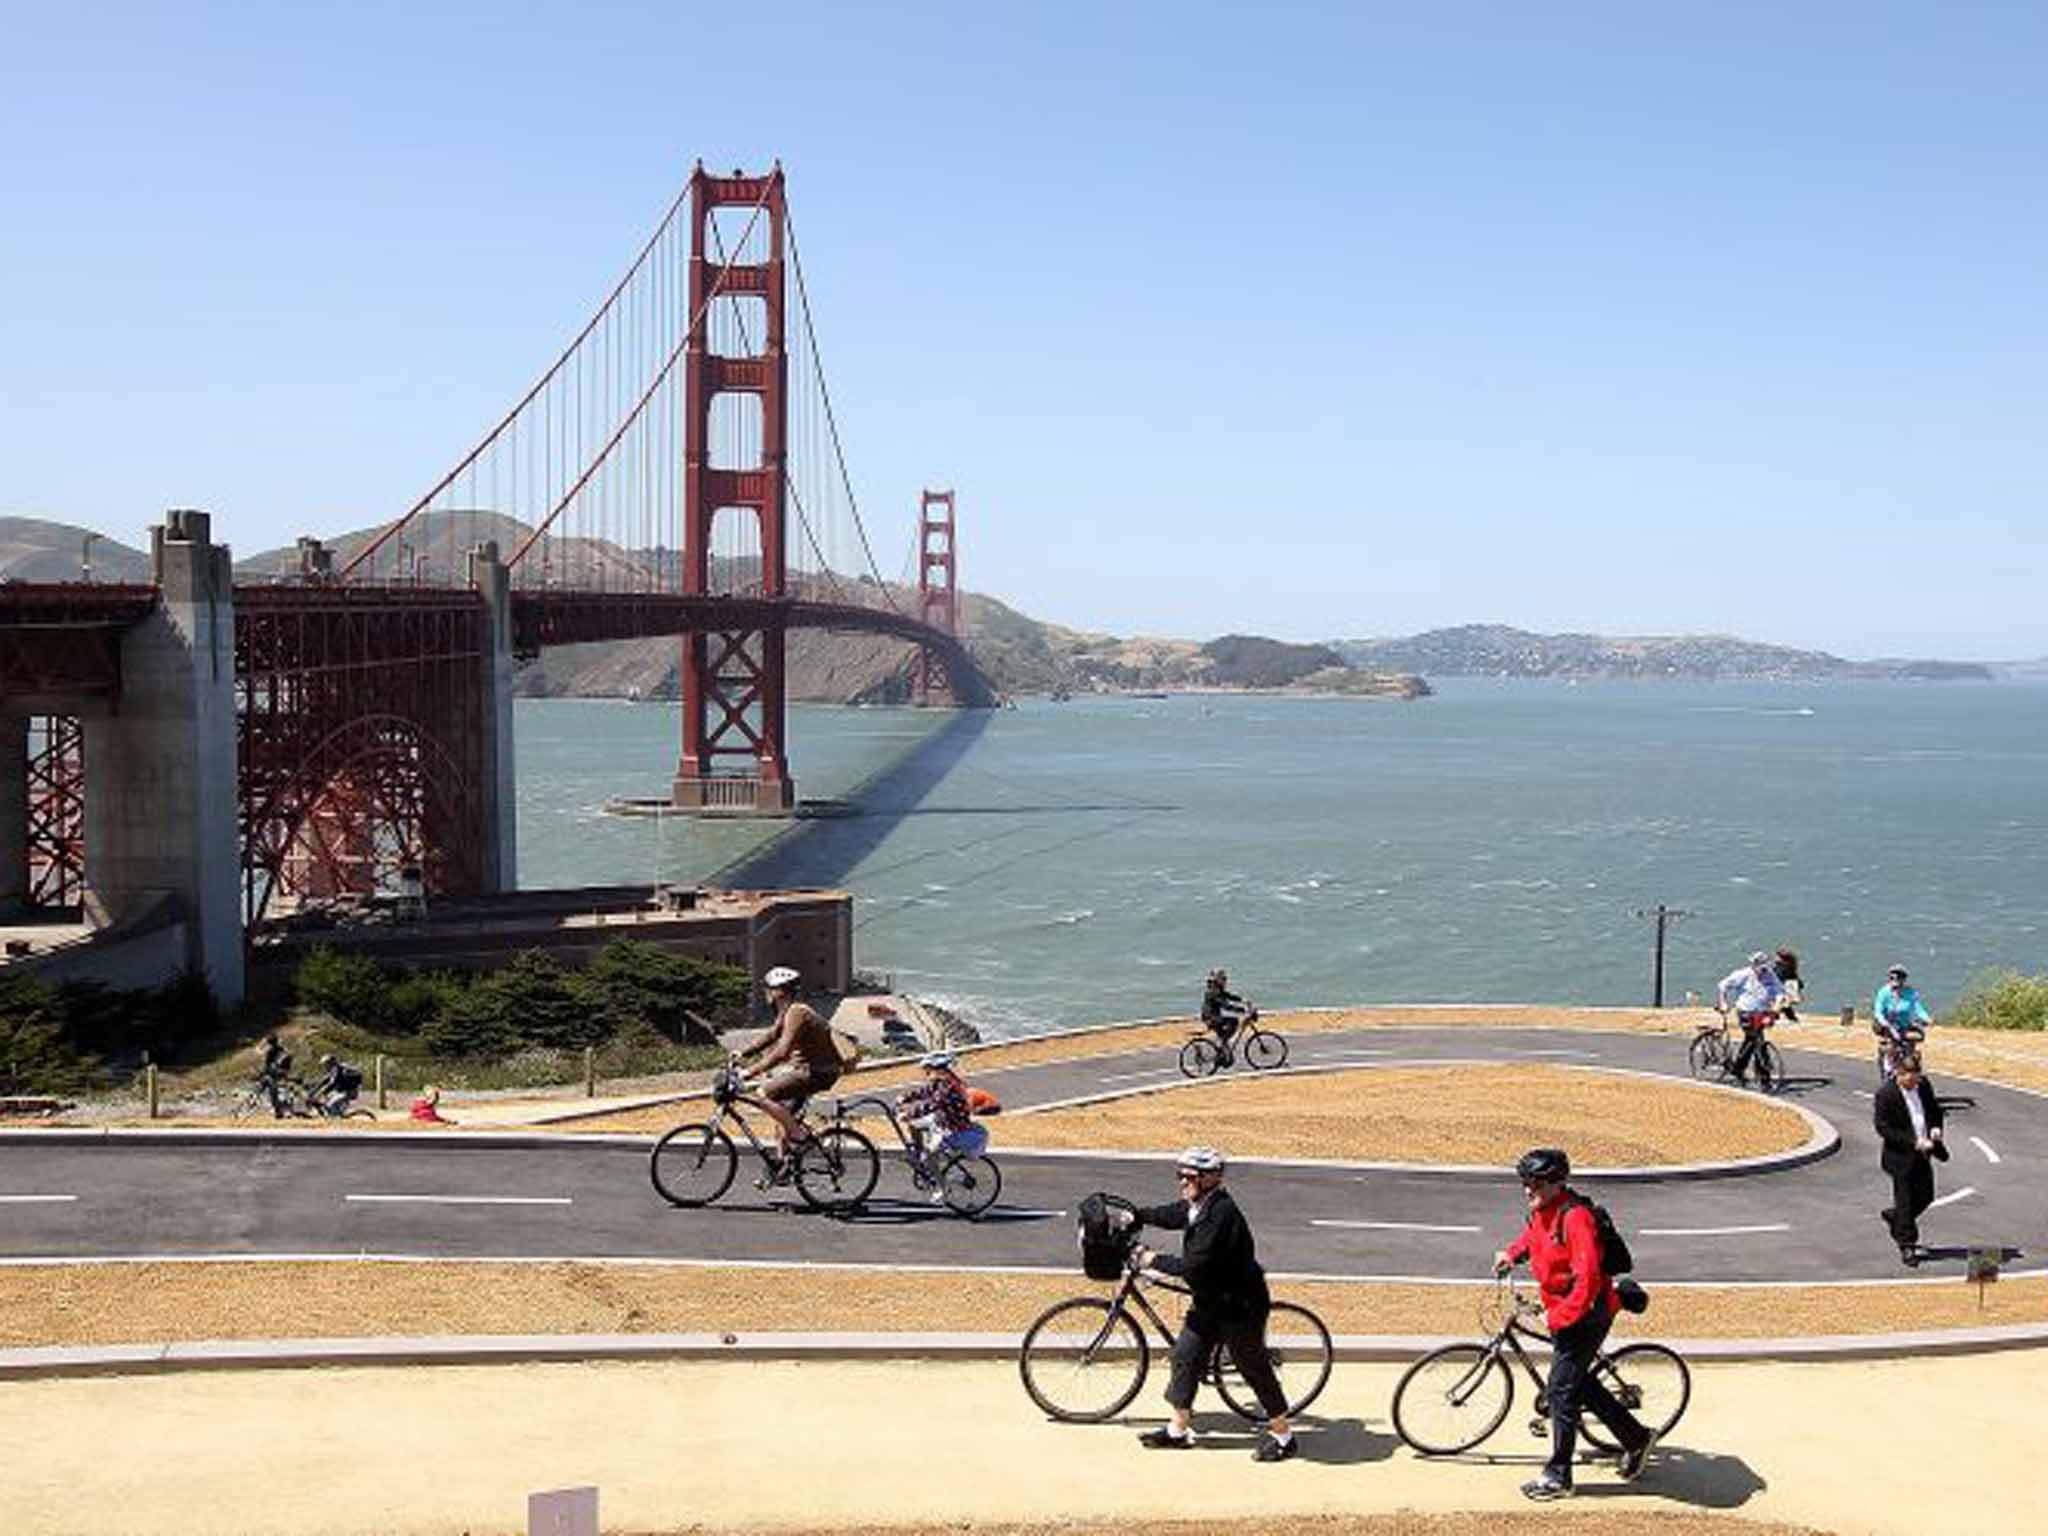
[1130,1146,1296,1462]
[1873,1051,1949,1266]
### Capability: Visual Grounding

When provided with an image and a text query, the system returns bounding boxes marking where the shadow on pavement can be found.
[1122,1413,1397,1466]
[828,1199,1062,1227]
[1575,1444,1767,1509]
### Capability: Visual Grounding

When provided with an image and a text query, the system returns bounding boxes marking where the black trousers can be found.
[1545,1310,1648,1484]
[1886,1158,1936,1249]
[1164,1309,1287,1420]
[1730,1021,1773,1085]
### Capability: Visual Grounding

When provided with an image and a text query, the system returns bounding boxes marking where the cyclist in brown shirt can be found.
[735,966,842,1163]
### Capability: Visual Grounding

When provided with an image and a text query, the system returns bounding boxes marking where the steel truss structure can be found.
[24,715,85,909]
[915,489,959,706]
[235,587,487,922]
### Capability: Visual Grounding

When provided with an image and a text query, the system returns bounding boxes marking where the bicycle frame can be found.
[708,1076,818,1171]
[1455,1287,1626,1414]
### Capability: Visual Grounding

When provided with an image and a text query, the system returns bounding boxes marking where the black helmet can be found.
[1515,1147,1570,1183]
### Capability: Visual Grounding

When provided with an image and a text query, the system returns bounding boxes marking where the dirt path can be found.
[6,1354,2043,1534]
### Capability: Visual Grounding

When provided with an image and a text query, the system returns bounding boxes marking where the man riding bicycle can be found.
[1493,1148,1654,1500]
[1201,969,1254,1046]
[733,966,842,1174]
[896,1051,987,1201]
[1714,951,1787,1090]
[1130,1146,1296,1462]
[313,1054,364,1117]
[1874,965,1933,1068]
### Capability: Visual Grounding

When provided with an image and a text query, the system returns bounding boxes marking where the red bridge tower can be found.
[672,164,794,812]
[914,489,958,706]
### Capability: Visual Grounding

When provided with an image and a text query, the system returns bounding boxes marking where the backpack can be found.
[1076,1191,1139,1281]
[830,1028,863,1069]
[966,1086,1003,1116]
[1564,1191,1634,1279]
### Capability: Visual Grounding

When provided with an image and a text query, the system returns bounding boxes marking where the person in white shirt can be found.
[1715,951,1788,1090]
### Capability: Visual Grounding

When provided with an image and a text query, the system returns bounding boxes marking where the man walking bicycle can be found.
[1493,1148,1654,1501]
[1129,1146,1297,1462]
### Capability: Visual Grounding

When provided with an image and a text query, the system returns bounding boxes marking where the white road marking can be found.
[1927,1186,1977,1210]
[345,1195,573,1207]
[1636,1224,1791,1238]
[1970,1137,2001,1165]
[1096,1068,1184,1084]
[0,1194,78,1204]
[1312,1218,1483,1235]
[1853,1090,1874,1099]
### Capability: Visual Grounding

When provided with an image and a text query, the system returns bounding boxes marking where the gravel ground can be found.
[996,1064,1811,1166]
[4,1260,2040,1349]
[708,1519,1830,1536]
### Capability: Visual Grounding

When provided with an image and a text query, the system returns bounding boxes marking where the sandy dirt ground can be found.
[6,1354,2044,1535]
[993,1064,1812,1165]
[5,1260,2042,1349]
[729,1520,1826,1536]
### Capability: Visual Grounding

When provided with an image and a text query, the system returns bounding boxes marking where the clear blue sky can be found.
[5,2,2044,658]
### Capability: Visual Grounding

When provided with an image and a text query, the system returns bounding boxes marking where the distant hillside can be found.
[0,516,150,584]
[1334,624,1995,683]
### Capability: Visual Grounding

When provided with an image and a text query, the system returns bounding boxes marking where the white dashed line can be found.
[345,1195,574,1207]
[1312,1219,1484,1235]
[1636,1224,1791,1238]
[1970,1137,2001,1165]
[1853,1090,1874,1100]
[1927,1186,1977,1211]
[0,1194,78,1204]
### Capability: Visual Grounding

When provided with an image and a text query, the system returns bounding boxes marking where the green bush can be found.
[294,947,396,1032]
[0,974,103,1095]
[420,951,623,1058]
[586,940,747,1043]
[1948,970,2048,1032]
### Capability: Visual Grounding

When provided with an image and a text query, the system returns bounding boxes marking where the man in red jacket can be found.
[1493,1148,1654,1500]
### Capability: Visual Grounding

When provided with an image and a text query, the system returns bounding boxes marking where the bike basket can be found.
[1076,1192,1138,1281]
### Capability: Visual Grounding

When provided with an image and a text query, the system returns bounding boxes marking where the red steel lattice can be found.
[24,715,85,910]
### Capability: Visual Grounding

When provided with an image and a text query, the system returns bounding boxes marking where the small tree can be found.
[586,940,747,1043]
[0,974,102,1096]
[294,947,396,1032]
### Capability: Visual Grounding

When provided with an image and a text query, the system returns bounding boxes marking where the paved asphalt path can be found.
[1,1027,2040,1282]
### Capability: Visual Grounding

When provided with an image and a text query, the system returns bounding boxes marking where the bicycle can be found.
[1874,1022,1926,1086]
[823,1093,1002,1218]
[1391,1275,1690,1457]
[1018,1203,1333,1423]
[1179,1008,1289,1078]
[649,1060,879,1213]
[1687,1007,1781,1092]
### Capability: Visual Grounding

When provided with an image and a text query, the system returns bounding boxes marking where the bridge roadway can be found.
[2,1028,2040,1284]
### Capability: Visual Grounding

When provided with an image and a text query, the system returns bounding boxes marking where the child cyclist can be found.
[896,1051,987,1198]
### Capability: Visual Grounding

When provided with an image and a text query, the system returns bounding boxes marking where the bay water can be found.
[516,681,2047,1038]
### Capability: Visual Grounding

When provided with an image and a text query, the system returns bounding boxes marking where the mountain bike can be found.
[650,1061,879,1213]
[823,1093,1002,1217]
[1391,1276,1690,1457]
[1018,1238,1333,1423]
[1688,1008,1781,1092]
[232,1071,372,1120]
[1179,1009,1289,1078]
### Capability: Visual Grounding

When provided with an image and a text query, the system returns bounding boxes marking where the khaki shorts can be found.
[760,1064,839,1110]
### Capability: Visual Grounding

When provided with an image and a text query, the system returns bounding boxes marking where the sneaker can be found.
[927,1186,948,1205]
[1521,1475,1573,1501]
[1137,1427,1194,1450]
[1252,1434,1299,1463]
[1616,1431,1658,1482]
[1900,1245,1922,1268]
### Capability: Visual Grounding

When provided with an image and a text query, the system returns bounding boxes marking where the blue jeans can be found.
[1545,1309,1648,1484]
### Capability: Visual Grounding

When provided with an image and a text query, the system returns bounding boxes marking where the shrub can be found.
[0,974,102,1095]
[294,947,395,1031]
[384,972,466,1035]
[1948,970,2048,1032]
[586,940,747,1043]
[421,951,623,1058]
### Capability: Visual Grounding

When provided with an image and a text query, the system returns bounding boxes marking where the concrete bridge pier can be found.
[80,510,244,1006]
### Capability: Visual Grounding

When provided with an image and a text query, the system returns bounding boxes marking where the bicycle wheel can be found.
[1391,1343,1515,1455]
[232,1088,267,1121]
[794,1126,880,1212]
[1579,1342,1691,1449]
[1243,1029,1289,1071]
[1018,1298,1150,1422]
[1687,1032,1725,1081]
[1179,1038,1222,1078]
[1754,1039,1785,1093]
[938,1153,1002,1218]
[343,1107,376,1121]
[650,1122,737,1208]
[1215,1301,1333,1419]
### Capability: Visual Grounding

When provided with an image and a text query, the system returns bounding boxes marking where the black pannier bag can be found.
[1077,1191,1138,1280]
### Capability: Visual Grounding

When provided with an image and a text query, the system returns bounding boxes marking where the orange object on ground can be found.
[966,1087,1002,1116]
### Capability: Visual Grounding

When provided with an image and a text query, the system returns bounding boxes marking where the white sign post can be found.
[528,1486,598,1536]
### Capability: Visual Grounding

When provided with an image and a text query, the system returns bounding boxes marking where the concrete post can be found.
[0,716,26,914]
[468,542,518,893]
[81,510,245,1007]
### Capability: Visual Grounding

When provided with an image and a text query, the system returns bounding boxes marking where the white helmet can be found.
[1748,951,1771,968]
[919,1051,957,1071]
[1176,1145,1226,1176]
[763,966,801,990]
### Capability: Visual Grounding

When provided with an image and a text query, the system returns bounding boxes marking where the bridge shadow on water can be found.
[715,709,1178,892]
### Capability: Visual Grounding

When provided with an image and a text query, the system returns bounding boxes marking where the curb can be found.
[7,1323,2048,1381]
